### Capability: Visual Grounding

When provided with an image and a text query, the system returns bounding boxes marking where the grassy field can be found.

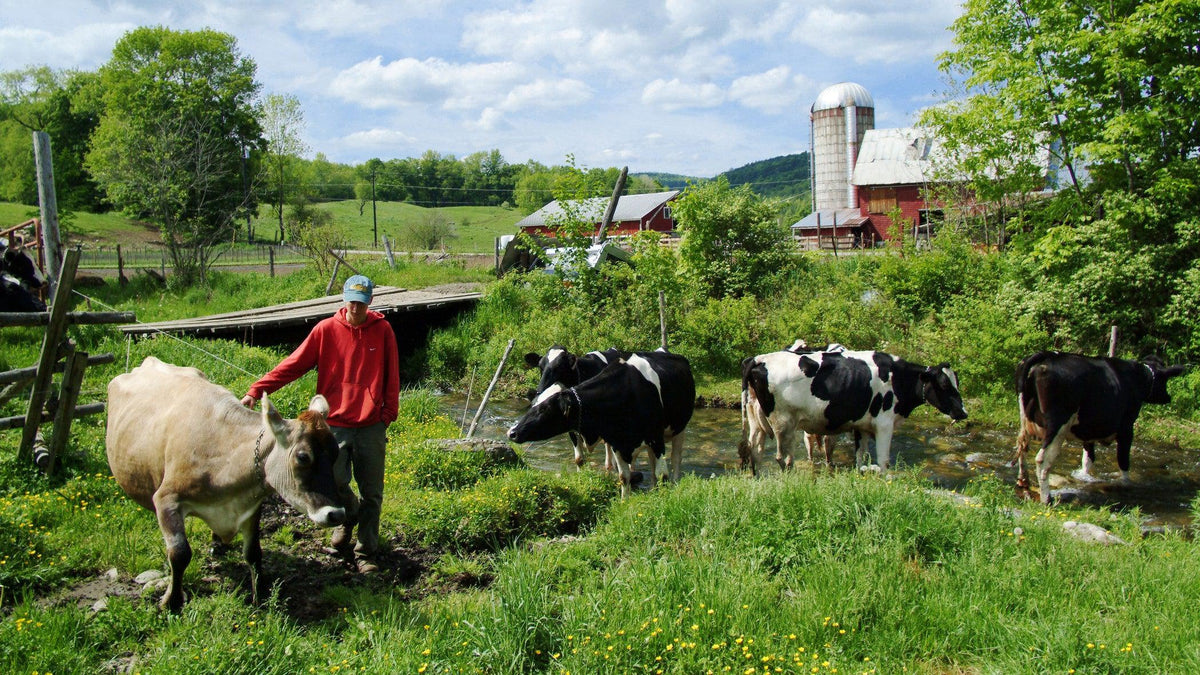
[2,200,522,254]
[1,271,1199,673]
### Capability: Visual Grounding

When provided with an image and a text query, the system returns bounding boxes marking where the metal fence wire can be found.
[76,244,307,268]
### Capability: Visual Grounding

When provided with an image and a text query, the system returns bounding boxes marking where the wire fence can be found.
[76,244,309,269]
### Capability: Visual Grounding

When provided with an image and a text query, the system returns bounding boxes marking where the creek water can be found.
[443,395,1200,529]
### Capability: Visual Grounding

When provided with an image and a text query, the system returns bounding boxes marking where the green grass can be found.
[1,200,522,254]
[251,200,521,253]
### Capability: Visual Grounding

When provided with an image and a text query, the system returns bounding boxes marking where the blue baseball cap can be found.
[342,275,374,304]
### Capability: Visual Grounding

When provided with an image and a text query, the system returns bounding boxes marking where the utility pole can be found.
[371,170,378,248]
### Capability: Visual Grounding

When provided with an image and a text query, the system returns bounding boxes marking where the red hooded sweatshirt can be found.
[247,307,399,428]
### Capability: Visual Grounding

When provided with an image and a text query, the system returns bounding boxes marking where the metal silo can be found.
[810,82,875,211]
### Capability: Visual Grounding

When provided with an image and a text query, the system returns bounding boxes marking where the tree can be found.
[927,0,1200,359]
[0,67,102,209]
[260,92,308,242]
[287,197,347,276]
[673,177,796,299]
[86,26,262,284]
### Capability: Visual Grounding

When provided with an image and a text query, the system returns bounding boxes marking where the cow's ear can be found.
[524,352,541,368]
[308,394,330,418]
[1163,364,1186,378]
[565,353,578,369]
[262,393,290,448]
[798,355,819,377]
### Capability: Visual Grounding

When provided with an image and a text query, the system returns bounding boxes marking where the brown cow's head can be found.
[262,393,346,527]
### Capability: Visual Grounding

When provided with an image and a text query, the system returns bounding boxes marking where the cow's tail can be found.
[737,358,754,469]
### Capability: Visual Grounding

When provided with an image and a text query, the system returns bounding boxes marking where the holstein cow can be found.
[739,349,967,474]
[106,357,346,612]
[524,346,628,469]
[0,241,47,312]
[1014,351,1185,504]
[738,342,846,471]
[509,352,695,497]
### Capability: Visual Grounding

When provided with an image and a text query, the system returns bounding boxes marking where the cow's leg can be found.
[1074,442,1097,482]
[153,495,190,613]
[853,431,870,470]
[241,506,264,605]
[570,431,586,469]
[647,440,667,488]
[1116,428,1134,484]
[612,450,634,498]
[646,448,659,489]
[1014,424,1031,488]
[821,435,834,468]
[669,432,684,484]
[603,442,616,473]
[803,433,816,463]
[774,424,795,471]
[1034,423,1070,504]
[874,426,895,472]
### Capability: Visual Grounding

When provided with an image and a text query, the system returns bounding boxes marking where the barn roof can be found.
[850,127,955,187]
[791,208,865,231]
[515,190,680,228]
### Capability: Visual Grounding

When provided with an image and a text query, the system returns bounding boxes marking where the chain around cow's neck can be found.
[568,387,583,432]
[253,427,267,485]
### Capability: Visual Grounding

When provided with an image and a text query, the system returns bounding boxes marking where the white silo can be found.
[810,82,875,212]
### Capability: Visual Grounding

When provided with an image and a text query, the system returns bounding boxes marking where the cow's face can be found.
[1143,357,1186,405]
[507,384,575,443]
[263,394,346,527]
[921,364,968,421]
[1,244,46,290]
[526,347,578,395]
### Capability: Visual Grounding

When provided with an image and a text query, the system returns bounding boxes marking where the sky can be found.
[1,0,965,178]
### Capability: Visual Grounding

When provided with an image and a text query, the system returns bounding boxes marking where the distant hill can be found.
[635,172,698,190]
[721,153,810,201]
[637,153,812,223]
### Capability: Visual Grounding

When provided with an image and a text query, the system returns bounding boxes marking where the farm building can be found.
[795,81,1062,248]
[514,190,680,238]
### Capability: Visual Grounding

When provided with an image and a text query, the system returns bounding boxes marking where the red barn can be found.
[515,190,680,238]
[793,127,952,248]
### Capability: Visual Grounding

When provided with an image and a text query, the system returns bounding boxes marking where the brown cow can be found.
[106,357,346,612]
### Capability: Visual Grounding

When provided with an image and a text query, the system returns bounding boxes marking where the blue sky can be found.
[1,0,964,177]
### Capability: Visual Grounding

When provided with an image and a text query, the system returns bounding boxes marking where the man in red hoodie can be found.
[241,274,399,572]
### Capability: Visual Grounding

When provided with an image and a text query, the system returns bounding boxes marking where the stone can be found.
[1063,520,1128,546]
[134,569,165,585]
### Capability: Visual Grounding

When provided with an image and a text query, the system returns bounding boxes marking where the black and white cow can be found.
[524,346,629,469]
[508,351,695,497]
[0,241,47,312]
[739,349,967,474]
[737,342,846,470]
[1014,351,1185,504]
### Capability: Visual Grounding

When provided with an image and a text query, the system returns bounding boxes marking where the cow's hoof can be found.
[1071,469,1101,483]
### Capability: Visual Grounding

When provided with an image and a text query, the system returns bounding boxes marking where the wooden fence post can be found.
[466,339,515,439]
[117,244,127,286]
[269,246,275,278]
[18,249,79,463]
[33,132,63,297]
[1109,325,1119,357]
[383,235,396,269]
[46,346,88,474]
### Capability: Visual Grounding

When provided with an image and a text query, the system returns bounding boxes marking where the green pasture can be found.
[1,200,522,254]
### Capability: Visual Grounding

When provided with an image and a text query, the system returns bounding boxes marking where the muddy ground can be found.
[40,496,490,625]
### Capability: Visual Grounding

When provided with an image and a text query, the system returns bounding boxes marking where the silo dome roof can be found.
[812,82,874,112]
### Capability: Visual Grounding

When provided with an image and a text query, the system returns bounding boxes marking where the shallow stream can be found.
[442,395,1200,528]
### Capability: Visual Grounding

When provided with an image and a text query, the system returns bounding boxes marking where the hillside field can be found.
[1,201,523,254]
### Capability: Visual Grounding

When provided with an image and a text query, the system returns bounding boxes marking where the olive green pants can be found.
[330,422,387,555]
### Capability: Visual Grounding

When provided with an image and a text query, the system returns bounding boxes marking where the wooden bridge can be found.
[121,283,483,350]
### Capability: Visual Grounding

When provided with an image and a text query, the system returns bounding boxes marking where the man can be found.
[241,274,399,573]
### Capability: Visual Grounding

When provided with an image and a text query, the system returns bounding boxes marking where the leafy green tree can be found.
[0,67,102,209]
[287,197,347,275]
[928,0,1200,359]
[85,26,262,284]
[674,177,796,299]
[260,92,308,242]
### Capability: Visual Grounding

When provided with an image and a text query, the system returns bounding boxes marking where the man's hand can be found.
[241,394,257,409]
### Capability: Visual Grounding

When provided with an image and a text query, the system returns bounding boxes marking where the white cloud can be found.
[729,66,816,114]
[790,2,958,64]
[329,56,527,110]
[341,127,417,148]
[0,23,133,70]
[641,78,724,112]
